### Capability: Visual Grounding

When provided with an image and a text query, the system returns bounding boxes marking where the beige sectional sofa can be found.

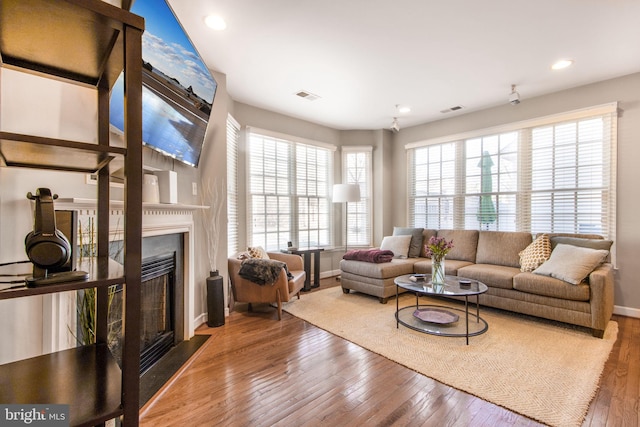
[339,229,614,337]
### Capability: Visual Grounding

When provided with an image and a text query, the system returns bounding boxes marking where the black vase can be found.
[206,271,225,327]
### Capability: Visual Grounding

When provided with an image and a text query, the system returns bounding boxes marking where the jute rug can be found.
[283,286,618,427]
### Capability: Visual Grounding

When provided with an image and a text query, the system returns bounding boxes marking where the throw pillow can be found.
[532,243,609,285]
[550,236,613,251]
[519,234,551,272]
[393,227,424,258]
[380,235,412,259]
[247,246,270,259]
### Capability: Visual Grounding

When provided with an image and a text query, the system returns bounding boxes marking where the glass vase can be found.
[431,256,446,286]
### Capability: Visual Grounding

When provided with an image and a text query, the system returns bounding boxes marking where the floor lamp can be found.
[332,184,361,253]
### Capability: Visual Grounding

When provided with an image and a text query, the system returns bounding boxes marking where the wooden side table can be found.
[281,247,324,291]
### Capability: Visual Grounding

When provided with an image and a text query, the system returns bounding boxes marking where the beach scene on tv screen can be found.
[110,0,218,167]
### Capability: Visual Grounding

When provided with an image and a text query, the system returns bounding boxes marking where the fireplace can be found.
[80,233,185,374]
[139,253,176,374]
[57,198,200,370]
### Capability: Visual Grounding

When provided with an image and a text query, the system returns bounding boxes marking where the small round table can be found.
[394,274,489,345]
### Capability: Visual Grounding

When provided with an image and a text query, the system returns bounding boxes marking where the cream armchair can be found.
[228,252,306,320]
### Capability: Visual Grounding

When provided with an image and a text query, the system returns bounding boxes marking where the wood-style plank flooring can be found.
[140,278,639,426]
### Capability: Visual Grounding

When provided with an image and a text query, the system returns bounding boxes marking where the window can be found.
[407,104,617,243]
[248,128,334,250]
[226,114,240,255]
[342,146,372,246]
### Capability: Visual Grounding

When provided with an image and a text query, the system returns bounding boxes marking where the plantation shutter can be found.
[226,114,240,255]
[247,128,335,250]
[406,103,617,263]
[343,146,373,247]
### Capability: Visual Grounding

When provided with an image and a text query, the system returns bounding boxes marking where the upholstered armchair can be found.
[228,252,306,320]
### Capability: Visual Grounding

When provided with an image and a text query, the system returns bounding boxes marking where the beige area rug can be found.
[283,287,618,427]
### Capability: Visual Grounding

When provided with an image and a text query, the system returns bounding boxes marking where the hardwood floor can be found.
[140,277,639,426]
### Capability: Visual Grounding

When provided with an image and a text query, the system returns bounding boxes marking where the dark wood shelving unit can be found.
[0,344,123,427]
[0,257,124,300]
[0,131,126,172]
[0,0,144,425]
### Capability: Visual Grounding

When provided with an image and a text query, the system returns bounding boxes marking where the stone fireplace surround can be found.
[56,198,202,342]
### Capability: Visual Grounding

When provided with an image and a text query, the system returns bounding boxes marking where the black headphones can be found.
[24,188,71,270]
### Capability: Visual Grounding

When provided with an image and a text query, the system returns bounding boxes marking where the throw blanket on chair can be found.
[239,258,287,285]
[343,249,394,263]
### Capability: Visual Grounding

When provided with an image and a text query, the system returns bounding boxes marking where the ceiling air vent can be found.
[295,90,321,101]
[440,105,465,114]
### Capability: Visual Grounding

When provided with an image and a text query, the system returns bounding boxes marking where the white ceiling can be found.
[168,0,640,131]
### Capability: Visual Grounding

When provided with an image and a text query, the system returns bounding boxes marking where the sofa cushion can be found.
[436,230,479,262]
[380,235,412,258]
[419,229,438,257]
[514,272,590,301]
[533,243,609,285]
[550,236,613,251]
[475,231,532,267]
[340,258,417,279]
[393,227,424,258]
[413,259,474,275]
[519,234,551,272]
[457,264,519,290]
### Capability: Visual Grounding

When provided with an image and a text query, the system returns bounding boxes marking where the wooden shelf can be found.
[0,0,144,89]
[0,131,126,172]
[0,344,123,427]
[0,257,125,300]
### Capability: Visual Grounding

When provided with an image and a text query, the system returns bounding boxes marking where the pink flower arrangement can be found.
[425,236,454,260]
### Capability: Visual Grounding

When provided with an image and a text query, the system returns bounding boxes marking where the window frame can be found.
[246,127,336,251]
[342,146,373,247]
[406,103,617,261]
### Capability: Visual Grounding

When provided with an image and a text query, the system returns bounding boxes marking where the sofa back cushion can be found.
[541,233,612,263]
[393,227,424,258]
[476,231,533,268]
[419,229,438,257]
[436,230,479,262]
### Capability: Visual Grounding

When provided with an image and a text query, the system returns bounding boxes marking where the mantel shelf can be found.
[56,198,208,212]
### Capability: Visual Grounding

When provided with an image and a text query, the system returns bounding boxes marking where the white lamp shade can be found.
[332,184,360,203]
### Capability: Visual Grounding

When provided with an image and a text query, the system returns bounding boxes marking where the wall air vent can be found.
[440,105,465,114]
[295,90,321,101]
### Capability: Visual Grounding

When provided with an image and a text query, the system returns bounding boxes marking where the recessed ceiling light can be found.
[398,105,411,114]
[551,59,573,70]
[204,15,227,31]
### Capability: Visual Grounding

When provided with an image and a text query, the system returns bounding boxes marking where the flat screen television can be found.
[109,0,217,167]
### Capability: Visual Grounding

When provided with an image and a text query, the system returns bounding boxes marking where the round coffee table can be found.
[394,274,489,345]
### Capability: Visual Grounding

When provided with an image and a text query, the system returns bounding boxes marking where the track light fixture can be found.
[509,84,520,105]
[390,117,400,133]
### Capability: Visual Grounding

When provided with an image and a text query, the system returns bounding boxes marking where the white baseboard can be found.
[320,269,341,279]
[614,305,640,318]
[194,313,207,329]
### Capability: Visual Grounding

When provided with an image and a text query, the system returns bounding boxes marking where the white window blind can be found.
[226,114,240,255]
[408,104,617,249]
[248,129,334,250]
[343,146,372,247]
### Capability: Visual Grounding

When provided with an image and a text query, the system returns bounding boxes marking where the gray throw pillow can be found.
[550,236,613,251]
[393,227,424,258]
[533,243,609,285]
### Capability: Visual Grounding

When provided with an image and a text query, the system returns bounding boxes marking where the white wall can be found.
[392,72,640,314]
[0,69,102,363]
